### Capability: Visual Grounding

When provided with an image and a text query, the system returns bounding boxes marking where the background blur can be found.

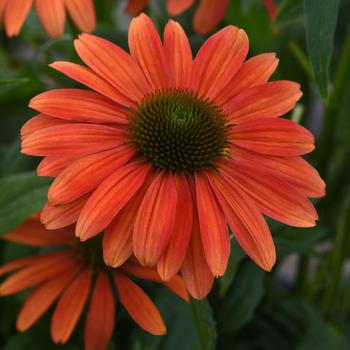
[0,0,350,349]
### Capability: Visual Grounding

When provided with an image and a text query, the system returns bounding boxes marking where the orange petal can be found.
[37,155,80,177]
[41,196,88,230]
[217,53,279,106]
[133,171,177,267]
[4,0,33,37]
[220,159,318,227]
[3,217,74,247]
[103,179,151,267]
[29,89,129,125]
[65,0,96,33]
[157,173,193,280]
[50,62,126,105]
[231,146,325,198]
[113,272,166,335]
[35,0,65,37]
[21,114,70,141]
[167,0,193,15]
[224,81,302,124]
[193,0,228,35]
[75,34,151,106]
[129,13,169,90]
[0,255,38,277]
[51,267,93,344]
[191,25,248,101]
[181,209,214,300]
[76,162,151,240]
[230,118,315,156]
[84,271,115,350]
[195,172,230,276]
[123,264,189,302]
[21,123,127,156]
[207,172,276,271]
[125,0,148,15]
[164,20,192,88]
[48,145,135,205]
[16,263,81,331]
[0,251,78,295]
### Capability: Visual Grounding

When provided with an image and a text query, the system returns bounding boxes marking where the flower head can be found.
[0,0,95,37]
[125,0,277,35]
[22,14,325,299]
[0,214,188,349]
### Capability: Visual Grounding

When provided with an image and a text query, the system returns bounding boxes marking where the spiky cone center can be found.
[129,89,230,172]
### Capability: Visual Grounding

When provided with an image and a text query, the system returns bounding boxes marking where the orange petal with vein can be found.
[35,0,65,37]
[75,34,150,106]
[0,251,77,295]
[231,146,325,198]
[133,172,177,267]
[167,0,194,16]
[84,271,115,350]
[41,195,88,230]
[225,81,302,123]
[51,267,93,344]
[114,272,166,335]
[22,123,127,156]
[50,62,125,105]
[129,13,169,89]
[231,118,315,156]
[157,174,193,280]
[220,159,318,227]
[64,0,95,33]
[181,209,214,299]
[49,145,135,205]
[16,263,81,331]
[3,217,74,247]
[4,0,33,37]
[208,172,276,271]
[195,172,230,276]
[37,155,80,177]
[193,0,228,35]
[217,53,279,106]
[191,25,248,100]
[29,89,129,125]
[164,20,193,88]
[76,162,151,240]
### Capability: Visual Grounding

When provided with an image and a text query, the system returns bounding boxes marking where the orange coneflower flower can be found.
[125,0,277,35]
[22,14,325,299]
[0,0,96,37]
[0,214,188,349]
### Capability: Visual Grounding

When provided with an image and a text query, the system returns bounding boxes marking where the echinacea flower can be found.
[0,213,188,349]
[22,14,325,299]
[0,0,96,37]
[125,0,277,35]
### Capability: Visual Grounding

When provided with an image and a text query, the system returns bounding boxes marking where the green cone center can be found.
[129,89,229,172]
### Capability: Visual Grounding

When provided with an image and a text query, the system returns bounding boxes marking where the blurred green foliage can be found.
[0,0,350,349]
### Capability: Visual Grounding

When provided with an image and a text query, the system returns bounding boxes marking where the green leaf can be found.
[0,78,29,95]
[190,299,217,350]
[0,172,51,235]
[218,261,265,334]
[275,0,303,27]
[303,0,340,99]
[218,238,245,297]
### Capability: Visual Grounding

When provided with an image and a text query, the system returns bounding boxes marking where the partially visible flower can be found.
[125,0,277,35]
[0,0,96,37]
[0,214,188,350]
[22,14,325,300]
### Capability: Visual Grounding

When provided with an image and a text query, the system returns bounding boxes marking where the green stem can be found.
[317,27,350,177]
[296,255,310,295]
[288,41,314,80]
[321,199,350,317]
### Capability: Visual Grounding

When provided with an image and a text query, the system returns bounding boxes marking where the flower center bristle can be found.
[129,89,229,172]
